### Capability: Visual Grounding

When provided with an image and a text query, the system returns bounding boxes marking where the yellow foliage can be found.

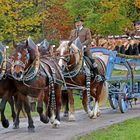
[135,0,140,8]
[0,0,48,43]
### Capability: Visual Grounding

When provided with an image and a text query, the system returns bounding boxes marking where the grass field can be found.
[73,94,83,110]
[73,117,140,140]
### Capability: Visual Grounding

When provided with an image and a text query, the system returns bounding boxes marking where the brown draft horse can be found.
[11,37,62,131]
[57,41,108,119]
[0,43,17,128]
[37,40,74,121]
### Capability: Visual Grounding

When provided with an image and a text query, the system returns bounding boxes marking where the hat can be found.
[108,35,114,39]
[134,20,140,25]
[121,35,128,38]
[134,35,140,40]
[114,35,121,39]
[74,15,84,22]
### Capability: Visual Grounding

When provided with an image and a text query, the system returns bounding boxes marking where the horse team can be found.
[0,35,139,132]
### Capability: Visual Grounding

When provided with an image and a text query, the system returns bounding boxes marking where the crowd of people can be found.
[91,21,140,55]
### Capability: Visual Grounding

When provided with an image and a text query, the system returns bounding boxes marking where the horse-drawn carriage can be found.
[91,47,140,113]
[1,36,140,132]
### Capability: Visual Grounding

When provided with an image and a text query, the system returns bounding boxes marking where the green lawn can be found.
[112,70,140,76]
[3,103,14,120]
[73,117,140,140]
[73,91,83,110]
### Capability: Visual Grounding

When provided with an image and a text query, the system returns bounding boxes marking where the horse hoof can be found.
[12,124,19,129]
[40,116,49,124]
[2,119,9,128]
[68,114,76,121]
[52,119,60,128]
[63,112,68,117]
[88,111,94,119]
[50,115,55,124]
[97,112,101,117]
[28,127,35,133]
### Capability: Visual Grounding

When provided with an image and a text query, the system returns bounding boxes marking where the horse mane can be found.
[57,41,80,64]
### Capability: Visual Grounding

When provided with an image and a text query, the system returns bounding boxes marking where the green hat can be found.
[134,20,140,25]
[74,15,84,22]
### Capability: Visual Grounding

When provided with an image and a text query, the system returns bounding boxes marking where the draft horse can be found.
[11,37,63,131]
[0,43,17,128]
[57,41,108,119]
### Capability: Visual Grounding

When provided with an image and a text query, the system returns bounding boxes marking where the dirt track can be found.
[1,104,140,140]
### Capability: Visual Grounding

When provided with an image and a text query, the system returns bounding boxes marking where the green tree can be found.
[65,0,140,36]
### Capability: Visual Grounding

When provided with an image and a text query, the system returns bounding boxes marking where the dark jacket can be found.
[128,30,140,37]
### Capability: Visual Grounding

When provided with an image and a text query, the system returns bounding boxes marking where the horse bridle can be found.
[11,49,30,78]
[59,47,80,69]
[59,55,70,63]
[13,60,26,69]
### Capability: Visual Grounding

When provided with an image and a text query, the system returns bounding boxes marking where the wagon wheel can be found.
[108,83,120,109]
[118,94,129,113]
[118,83,129,113]
[108,93,118,109]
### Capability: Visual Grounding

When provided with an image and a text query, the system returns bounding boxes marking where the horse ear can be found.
[13,40,17,48]
[27,36,37,50]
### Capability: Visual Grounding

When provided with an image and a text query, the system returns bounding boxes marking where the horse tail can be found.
[99,81,108,106]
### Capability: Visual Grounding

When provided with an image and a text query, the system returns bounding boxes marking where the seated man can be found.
[68,15,102,82]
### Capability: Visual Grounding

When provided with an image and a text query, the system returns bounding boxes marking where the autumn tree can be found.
[135,0,140,8]
[44,0,73,45]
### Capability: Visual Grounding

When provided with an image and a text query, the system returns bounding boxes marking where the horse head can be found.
[57,41,80,71]
[0,42,6,79]
[11,37,40,81]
